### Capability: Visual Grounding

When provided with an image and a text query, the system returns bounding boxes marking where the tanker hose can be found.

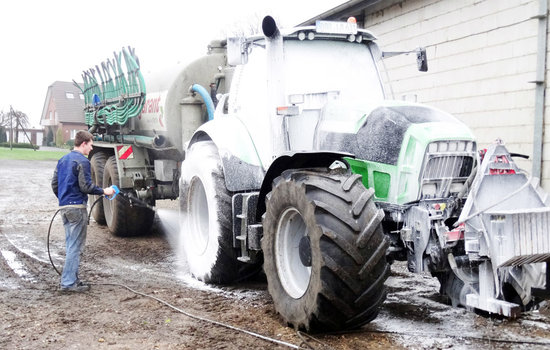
[190,84,215,121]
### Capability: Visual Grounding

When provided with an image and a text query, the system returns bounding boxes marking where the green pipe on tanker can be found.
[94,134,166,148]
[81,46,146,127]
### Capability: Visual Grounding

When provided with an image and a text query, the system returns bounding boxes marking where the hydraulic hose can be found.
[190,84,215,121]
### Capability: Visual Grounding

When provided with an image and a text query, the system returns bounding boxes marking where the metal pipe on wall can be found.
[532,0,548,180]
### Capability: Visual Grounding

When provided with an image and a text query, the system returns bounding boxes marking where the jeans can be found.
[60,207,88,288]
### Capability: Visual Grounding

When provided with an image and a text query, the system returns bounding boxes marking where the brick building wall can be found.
[363,0,547,187]
[58,122,84,143]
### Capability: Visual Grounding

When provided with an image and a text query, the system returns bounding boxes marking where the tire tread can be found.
[263,168,389,331]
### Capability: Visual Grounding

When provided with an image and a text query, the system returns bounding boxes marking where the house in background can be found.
[3,127,43,146]
[40,81,86,145]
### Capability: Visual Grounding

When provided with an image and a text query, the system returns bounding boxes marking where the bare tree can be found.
[0,111,7,127]
[0,111,7,142]
[9,106,30,143]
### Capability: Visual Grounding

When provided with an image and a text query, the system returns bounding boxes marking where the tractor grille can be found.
[424,155,474,180]
[419,140,476,199]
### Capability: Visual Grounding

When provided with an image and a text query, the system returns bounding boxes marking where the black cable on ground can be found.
[92,282,305,349]
[296,331,335,350]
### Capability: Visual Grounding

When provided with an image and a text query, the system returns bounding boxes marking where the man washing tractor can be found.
[51,130,115,293]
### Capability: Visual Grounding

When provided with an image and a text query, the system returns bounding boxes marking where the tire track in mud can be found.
[0,232,44,289]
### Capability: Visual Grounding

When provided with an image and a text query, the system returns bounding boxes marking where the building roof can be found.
[299,0,401,26]
[40,81,85,124]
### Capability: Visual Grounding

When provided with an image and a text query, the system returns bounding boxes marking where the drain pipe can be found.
[532,0,548,181]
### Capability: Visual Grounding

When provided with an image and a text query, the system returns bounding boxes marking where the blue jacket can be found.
[51,151,103,206]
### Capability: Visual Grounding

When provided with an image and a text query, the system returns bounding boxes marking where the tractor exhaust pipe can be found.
[262,16,288,155]
[262,16,279,38]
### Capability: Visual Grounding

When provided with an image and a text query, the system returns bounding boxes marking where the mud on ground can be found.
[1,159,550,349]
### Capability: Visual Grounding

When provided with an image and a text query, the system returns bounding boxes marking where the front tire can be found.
[262,168,390,332]
[102,156,155,236]
[179,141,258,283]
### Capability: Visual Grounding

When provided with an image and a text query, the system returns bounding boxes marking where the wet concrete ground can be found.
[1,159,550,349]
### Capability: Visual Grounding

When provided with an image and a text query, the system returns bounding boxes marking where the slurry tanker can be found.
[78,16,550,331]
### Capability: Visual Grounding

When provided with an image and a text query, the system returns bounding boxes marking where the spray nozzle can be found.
[104,185,156,211]
[106,185,120,200]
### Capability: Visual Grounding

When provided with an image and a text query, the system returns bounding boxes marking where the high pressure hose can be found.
[46,208,62,275]
[47,196,104,276]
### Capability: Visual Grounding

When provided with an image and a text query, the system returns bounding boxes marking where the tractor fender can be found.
[188,116,265,192]
[256,151,355,221]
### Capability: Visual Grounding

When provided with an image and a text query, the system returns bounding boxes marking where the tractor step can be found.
[232,192,262,263]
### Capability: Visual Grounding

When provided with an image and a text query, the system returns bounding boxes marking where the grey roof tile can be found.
[41,81,85,124]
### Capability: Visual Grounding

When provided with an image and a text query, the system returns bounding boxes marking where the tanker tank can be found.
[80,40,230,155]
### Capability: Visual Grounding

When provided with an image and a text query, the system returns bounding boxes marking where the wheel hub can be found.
[275,207,311,299]
[299,236,312,267]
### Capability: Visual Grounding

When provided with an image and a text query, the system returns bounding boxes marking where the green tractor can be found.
[81,16,550,332]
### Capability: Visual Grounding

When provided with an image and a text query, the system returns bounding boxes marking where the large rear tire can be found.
[102,156,155,236]
[262,168,390,332]
[90,152,107,225]
[179,141,259,283]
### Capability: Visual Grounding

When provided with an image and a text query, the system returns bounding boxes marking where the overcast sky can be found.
[0,0,343,128]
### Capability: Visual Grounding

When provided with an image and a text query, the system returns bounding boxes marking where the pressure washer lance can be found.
[47,185,155,275]
[109,185,157,212]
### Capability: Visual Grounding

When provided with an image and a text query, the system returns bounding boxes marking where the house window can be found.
[49,111,52,120]
[66,92,74,99]
[70,130,77,139]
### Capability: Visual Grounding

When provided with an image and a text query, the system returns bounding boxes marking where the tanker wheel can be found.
[262,168,390,332]
[102,156,155,237]
[90,152,107,225]
[179,141,260,284]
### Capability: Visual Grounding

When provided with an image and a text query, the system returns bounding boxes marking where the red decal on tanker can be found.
[117,145,134,160]
[159,106,165,128]
[141,96,161,114]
